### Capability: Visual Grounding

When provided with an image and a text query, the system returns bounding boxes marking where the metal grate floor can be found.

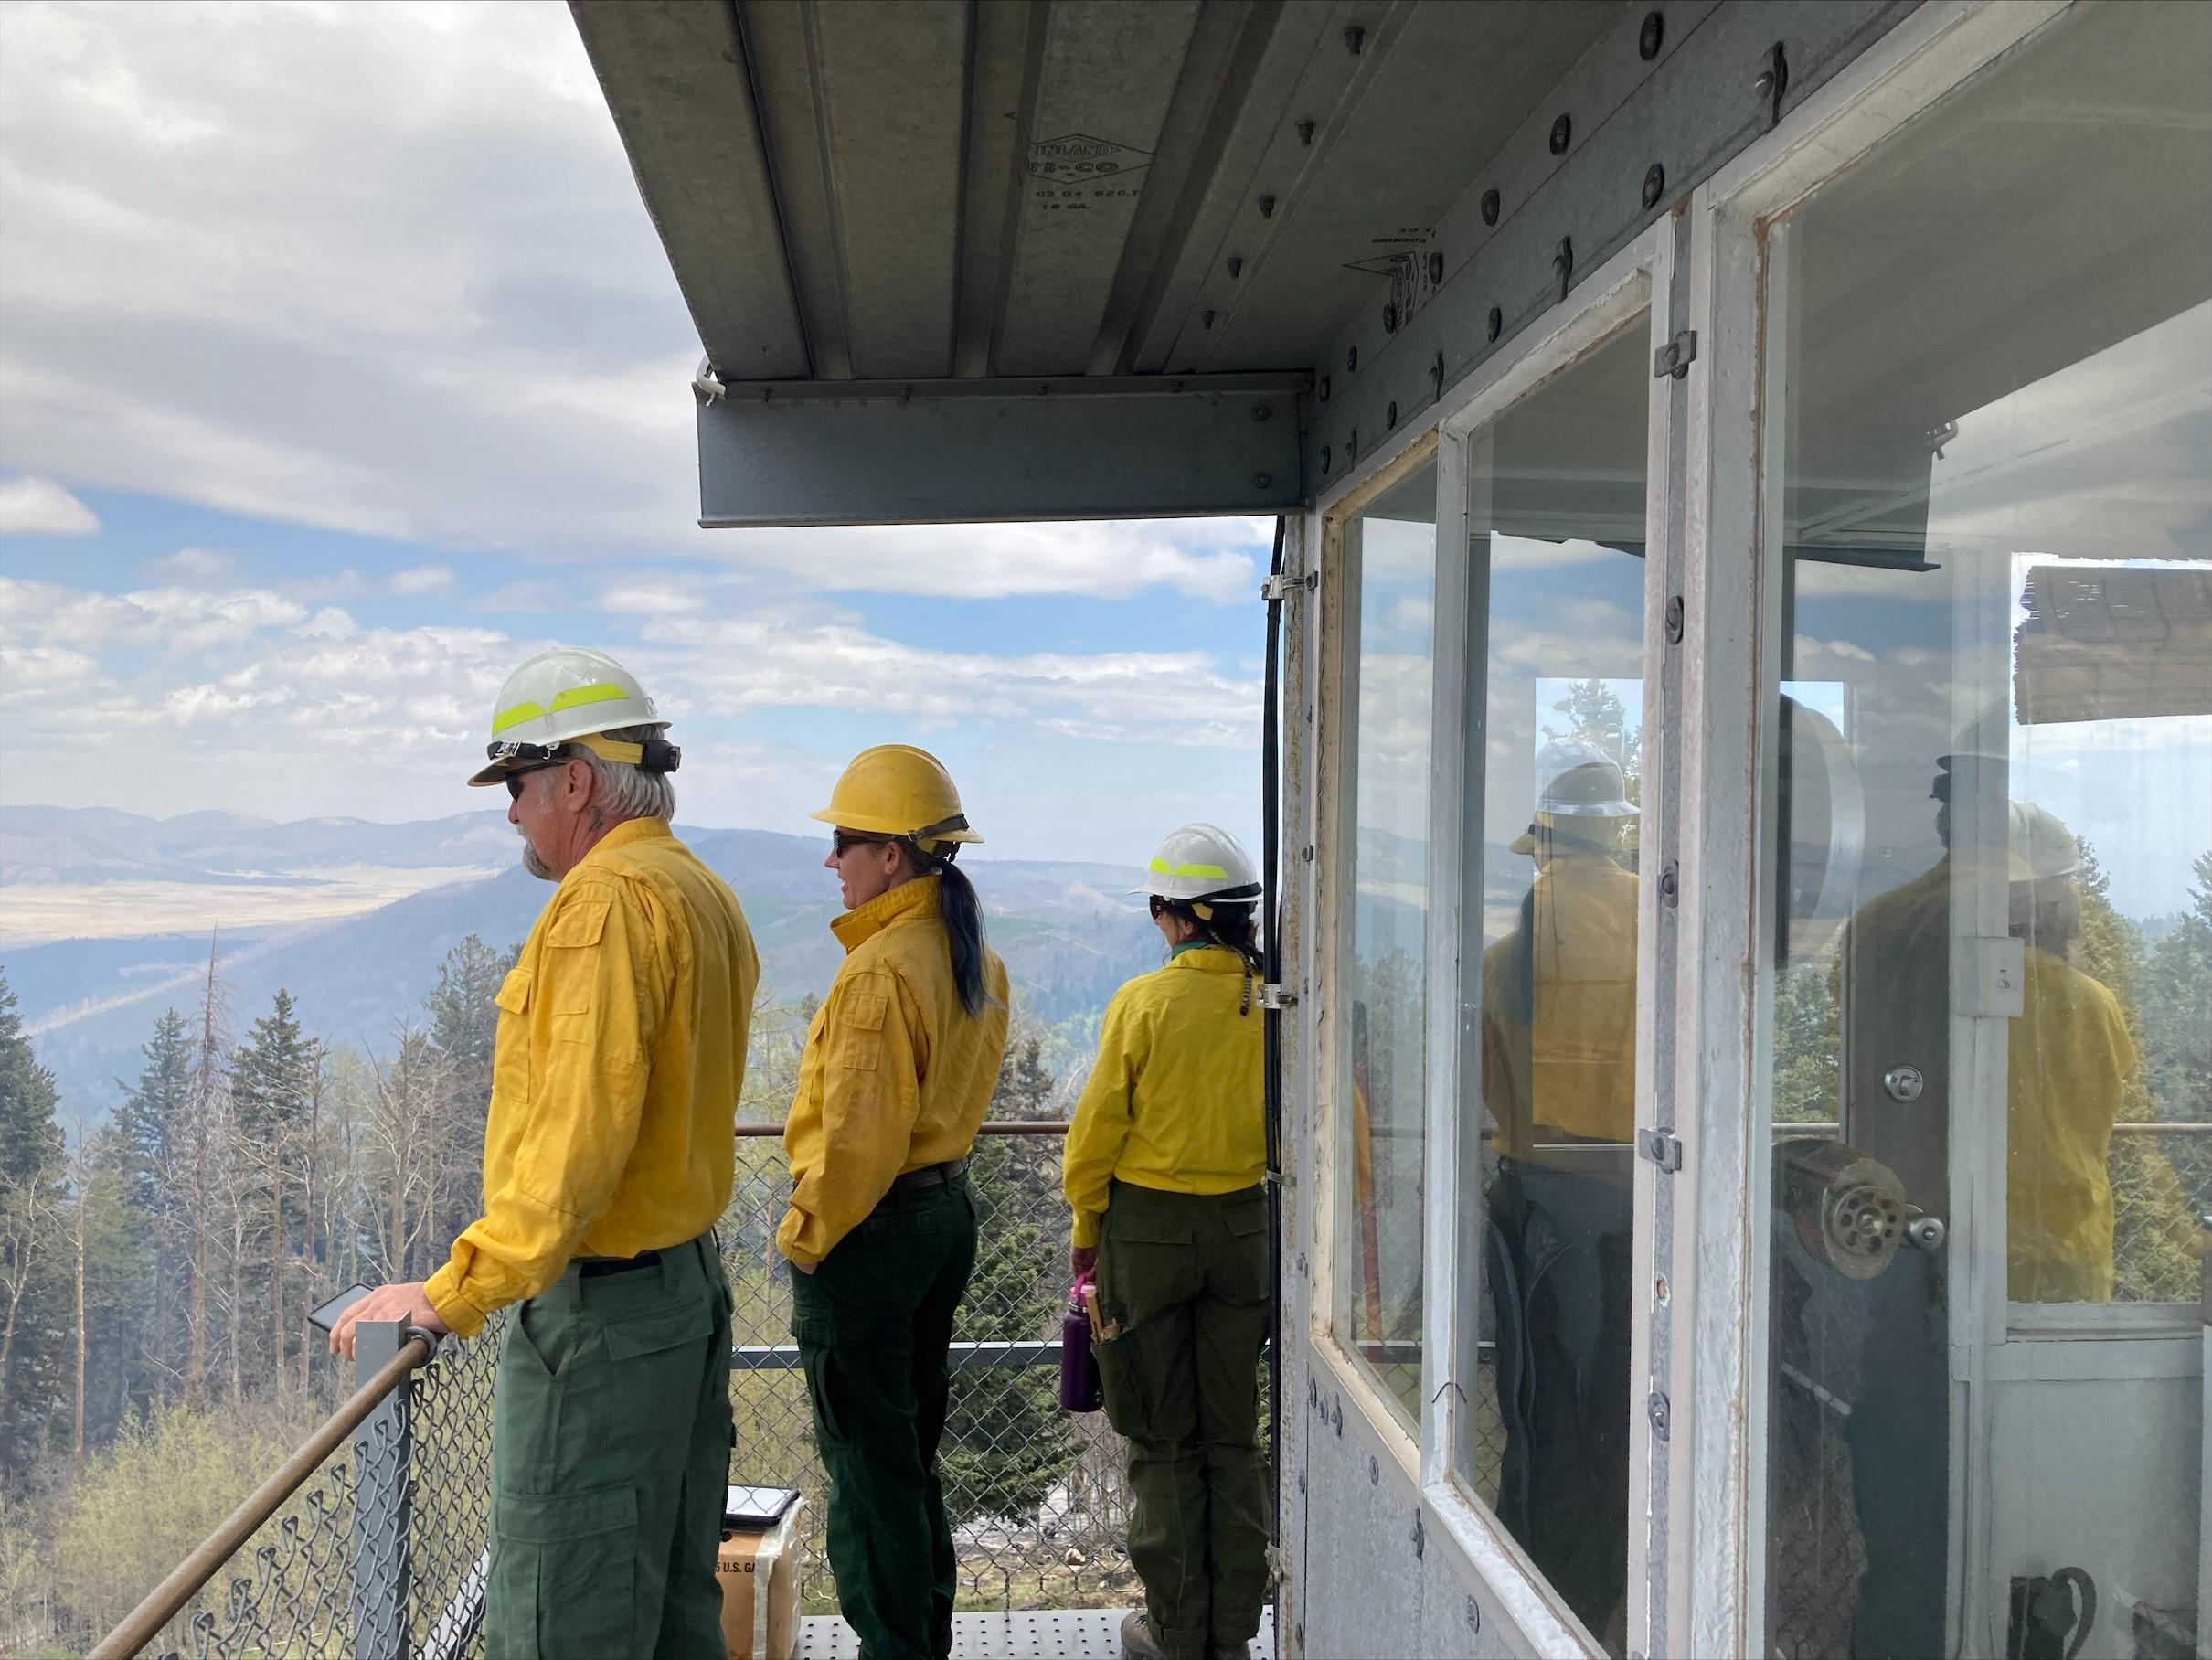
[795,1607,1278,1658]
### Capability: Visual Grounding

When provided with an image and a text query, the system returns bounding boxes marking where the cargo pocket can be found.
[1220,1197,1272,1304]
[489,1485,637,1659]
[834,989,888,1071]
[1093,1325,1151,1442]
[800,1342,863,1450]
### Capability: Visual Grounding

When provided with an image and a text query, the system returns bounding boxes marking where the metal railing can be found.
[98,1123,1149,1656]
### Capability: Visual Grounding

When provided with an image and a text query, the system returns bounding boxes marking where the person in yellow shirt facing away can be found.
[1476,740,1639,1655]
[331,646,760,1660]
[1064,823,1269,1660]
[779,745,1010,1660]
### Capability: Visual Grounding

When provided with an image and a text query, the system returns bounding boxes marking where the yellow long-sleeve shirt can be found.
[1062,946,1266,1249]
[1478,856,1640,1156]
[424,818,759,1337]
[778,875,1010,1269]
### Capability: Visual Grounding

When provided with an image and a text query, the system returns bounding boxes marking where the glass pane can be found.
[1462,322,1650,1657]
[1338,463,1437,1428]
[1756,5,2212,1655]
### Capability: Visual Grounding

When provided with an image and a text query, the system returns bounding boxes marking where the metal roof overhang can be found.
[571,0,1923,527]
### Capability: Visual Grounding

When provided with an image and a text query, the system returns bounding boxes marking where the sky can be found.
[0,0,1267,867]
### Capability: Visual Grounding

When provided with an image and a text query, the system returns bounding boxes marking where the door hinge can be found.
[1260,983,1299,1011]
[1637,1128,1683,1172]
[1261,571,1316,602]
[1267,1542,1293,1583]
[1654,329,1697,380]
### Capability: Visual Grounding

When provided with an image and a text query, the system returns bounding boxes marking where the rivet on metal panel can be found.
[1554,237,1574,303]
[1308,1376,1318,1406]
[1411,1508,1424,1559]
[1344,24,1364,55]
[1320,447,1331,474]
[1480,188,1500,227]
[1640,10,1664,61]
[1466,1596,1481,1633]
[1647,1391,1671,1441]
[1659,860,1679,907]
[1427,250,1443,283]
[1486,307,1501,343]
[1368,1455,1378,1485]
[1251,404,1272,422]
[1318,375,1331,404]
[1643,162,1666,211]
[1332,1399,1343,1436]
[1295,1624,1304,1647]
[1296,118,1316,147]
[1665,592,1685,641]
[1228,257,1244,280]
[1654,1273,1670,1304]
[1346,345,1357,373]
[1254,473,1273,491]
[1297,1250,1308,1274]
[1755,40,1790,129]
[1386,402,1397,431]
[1549,112,1572,155]
[1430,350,1444,397]
[1202,310,1217,330]
[1298,1470,1307,1495]
[1382,303,1397,335]
[1302,844,1314,862]
[1259,194,1277,219]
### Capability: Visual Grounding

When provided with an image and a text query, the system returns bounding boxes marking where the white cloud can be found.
[145,546,242,584]
[0,474,98,536]
[0,3,1270,605]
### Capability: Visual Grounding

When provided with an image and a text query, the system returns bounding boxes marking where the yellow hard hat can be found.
[812,745,983,846]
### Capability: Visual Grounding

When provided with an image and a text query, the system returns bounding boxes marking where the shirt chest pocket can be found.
[492,967,533,1102]
[835,991,888,1072]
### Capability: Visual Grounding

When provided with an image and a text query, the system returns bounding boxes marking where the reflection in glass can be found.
[1464,323,1649,1657]
[1338,464,1436,1427]
[1756,5,2211,1655]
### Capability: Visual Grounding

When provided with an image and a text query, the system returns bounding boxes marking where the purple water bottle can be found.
[1059,1274,1103,1412]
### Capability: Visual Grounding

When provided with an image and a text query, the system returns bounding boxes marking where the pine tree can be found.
[112,1010,190,1414]
[0,969,67,1474]
[229,991,317,1394]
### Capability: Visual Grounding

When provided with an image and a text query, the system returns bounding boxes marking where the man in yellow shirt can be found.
[333,646,759,1660]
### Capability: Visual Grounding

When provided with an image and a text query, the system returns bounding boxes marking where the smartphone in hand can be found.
[307,1283,373,1335]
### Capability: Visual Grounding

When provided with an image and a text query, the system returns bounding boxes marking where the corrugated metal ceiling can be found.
[572,0,1622,385]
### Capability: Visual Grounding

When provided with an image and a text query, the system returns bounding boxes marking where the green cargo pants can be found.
[1094,1179,1271,1660]
[486,1231,734,1660]
[792,1174,977,1660]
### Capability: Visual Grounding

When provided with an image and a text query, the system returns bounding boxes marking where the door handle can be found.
[1905,1205,1946,1251]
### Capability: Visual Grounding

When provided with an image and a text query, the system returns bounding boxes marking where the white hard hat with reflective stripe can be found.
[2008,800,2082,882]
[468,646,668,786]
[1136,823,1262,904]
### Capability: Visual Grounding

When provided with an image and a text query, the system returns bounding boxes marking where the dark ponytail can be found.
[909,841,990,1017]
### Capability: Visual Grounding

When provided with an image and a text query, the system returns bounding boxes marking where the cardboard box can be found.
[717,1501,802,1660]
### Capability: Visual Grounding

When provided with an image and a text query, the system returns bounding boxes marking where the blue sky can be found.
[0,1,1265,866]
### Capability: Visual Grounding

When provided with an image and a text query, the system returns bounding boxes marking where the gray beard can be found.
[521,839,557,882]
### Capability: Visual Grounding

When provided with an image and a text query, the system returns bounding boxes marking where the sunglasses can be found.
[504,762,562,801]
[830,830,897,858]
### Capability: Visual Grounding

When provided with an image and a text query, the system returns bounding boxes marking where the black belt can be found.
[577,1249,660,1280]
[889,1156,968,1194]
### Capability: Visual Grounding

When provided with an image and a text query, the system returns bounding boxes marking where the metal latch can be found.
[1653,329,1698,379]
[1261,572,1315,602]
[1259,983,1299,1011]
[1638,1128,1683,1172]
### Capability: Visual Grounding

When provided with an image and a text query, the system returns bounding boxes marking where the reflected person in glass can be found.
[1477,739,1639,1655]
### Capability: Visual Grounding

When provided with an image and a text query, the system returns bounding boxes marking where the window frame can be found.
[1309,223,1670,1659]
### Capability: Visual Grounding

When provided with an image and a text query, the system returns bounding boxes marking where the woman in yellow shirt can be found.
[1064,823,1268,1660]
[781,744,1011,1660]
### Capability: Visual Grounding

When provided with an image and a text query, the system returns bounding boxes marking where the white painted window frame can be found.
[1308,221,1667,1660]
[1664,4,2078,1657]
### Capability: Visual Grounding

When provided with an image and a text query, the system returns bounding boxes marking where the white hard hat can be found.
[1136,823,1261,905]
[468,646,672,787]
[1509,739,1636,853]
[2007,800,2081,883]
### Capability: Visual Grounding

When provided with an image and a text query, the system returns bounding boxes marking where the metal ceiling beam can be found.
[695,374,1308,525]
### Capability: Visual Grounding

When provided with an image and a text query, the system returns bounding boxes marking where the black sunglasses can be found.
[831,830,898,857]
[504,762,562,801]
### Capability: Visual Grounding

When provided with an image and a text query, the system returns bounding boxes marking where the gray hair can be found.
[563,722,675,824]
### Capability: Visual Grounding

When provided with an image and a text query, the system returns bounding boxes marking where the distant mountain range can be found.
[0,806,1163,1114]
